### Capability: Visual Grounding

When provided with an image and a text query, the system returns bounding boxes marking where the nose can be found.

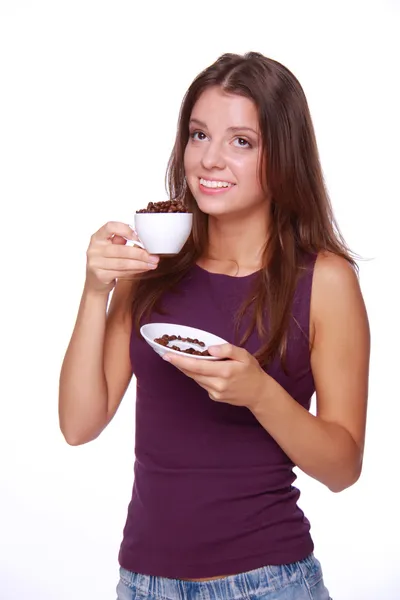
[200,140,226,171]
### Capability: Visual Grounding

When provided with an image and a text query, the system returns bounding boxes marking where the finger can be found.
[112,235,128,245]
[95,258,158,272]
[162,353,221,375]
[174,367,214,392]
[207,343,248,362]
[92,221,135,243]
[103,244,159,265]
[190,374,217,390]
[112,227,139,247]
[173,366,194,378]
[184,374,223,400]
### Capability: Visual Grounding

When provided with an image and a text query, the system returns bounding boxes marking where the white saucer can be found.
[140,323,228,361]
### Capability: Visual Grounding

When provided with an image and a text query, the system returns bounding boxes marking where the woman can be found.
[59,52,369,599]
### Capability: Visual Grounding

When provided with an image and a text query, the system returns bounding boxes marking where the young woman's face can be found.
[184,86,268,219]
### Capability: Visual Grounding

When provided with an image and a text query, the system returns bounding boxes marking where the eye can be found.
[234,137,252,149]
[190,130,207,141]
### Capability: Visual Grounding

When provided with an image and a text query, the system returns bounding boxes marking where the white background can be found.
[1,1,399,598]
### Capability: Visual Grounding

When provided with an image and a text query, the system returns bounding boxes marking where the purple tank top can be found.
[118,257,316,579]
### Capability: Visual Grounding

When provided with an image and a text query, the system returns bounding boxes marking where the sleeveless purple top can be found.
[118,257,316,578]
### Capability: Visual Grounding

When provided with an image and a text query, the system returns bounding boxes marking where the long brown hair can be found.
[130,52,356,367]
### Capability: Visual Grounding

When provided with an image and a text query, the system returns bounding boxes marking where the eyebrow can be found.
[189,118,259,136]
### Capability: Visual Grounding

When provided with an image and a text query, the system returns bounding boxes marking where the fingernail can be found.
[163,354,172,362]
[149,256,160,264]
[148,263,158,269]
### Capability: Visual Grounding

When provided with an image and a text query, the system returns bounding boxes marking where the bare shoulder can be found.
[310,251,367,342]
[314,250,359,289]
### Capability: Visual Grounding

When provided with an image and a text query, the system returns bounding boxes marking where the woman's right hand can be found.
[85,221,160,295]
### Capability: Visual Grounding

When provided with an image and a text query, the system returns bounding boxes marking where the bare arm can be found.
[58,280,133,445]
[58,221,159,446]
[250,252,370,492]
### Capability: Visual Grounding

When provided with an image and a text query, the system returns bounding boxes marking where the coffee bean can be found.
[137,200,189,214]
[153,333,210,356]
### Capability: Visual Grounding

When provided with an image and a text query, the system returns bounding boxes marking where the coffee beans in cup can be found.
[136,200,189,214]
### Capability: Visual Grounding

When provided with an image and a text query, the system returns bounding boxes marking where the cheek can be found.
[235,160,267,203]
[183,145,196,175]
[235,157,260,187]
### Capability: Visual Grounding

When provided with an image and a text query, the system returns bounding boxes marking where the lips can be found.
[198,178,236,195]
[199,177,236,189]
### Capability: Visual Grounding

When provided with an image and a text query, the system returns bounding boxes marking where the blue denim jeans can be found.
[116,553,332,599]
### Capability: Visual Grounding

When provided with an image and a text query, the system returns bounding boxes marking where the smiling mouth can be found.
[199,177,236,189]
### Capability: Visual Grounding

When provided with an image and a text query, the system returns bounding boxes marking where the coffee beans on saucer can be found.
[154,334,211,357]
[137,200,189,214]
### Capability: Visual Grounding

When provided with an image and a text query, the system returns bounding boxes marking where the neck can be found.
[202,207,270,275]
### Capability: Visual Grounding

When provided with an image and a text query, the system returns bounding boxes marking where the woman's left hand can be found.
[163,344,267,410]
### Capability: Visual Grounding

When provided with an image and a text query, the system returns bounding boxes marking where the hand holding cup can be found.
[85,221,160,295]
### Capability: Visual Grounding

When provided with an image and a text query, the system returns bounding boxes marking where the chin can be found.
[191,193,233,215]
[193,198,235,218]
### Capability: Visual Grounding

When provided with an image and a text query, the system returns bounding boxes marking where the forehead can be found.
[190,87,259,130]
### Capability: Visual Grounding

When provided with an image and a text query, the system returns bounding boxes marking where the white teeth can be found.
[200,178,233,188]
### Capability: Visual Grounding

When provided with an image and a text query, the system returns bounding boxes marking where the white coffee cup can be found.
[126,212,193,255]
